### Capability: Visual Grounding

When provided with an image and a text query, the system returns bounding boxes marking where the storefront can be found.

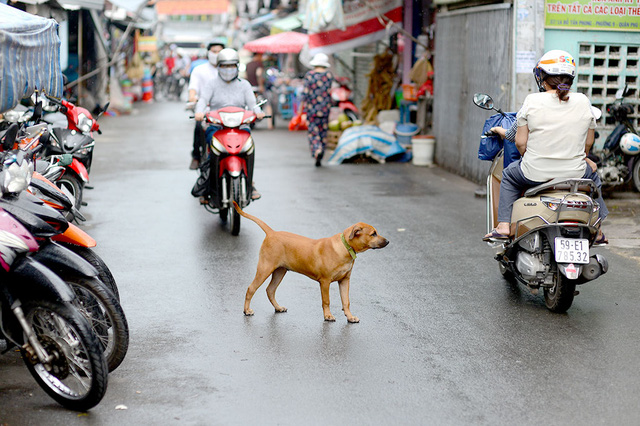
[544,0,640,147]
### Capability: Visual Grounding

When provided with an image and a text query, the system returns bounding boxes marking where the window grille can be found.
[576,43,639,144]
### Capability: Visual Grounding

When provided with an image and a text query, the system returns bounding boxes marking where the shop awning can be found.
[17,0,105,9]
[243,31,308,53]
[58,0,105,10]
[269,14,304,34]
[155,0,229,15]
[107,0,148,12]
[307,0,402,55]
[0,4,63,112]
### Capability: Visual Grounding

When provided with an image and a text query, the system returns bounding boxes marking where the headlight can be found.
[541,196,562,211]
[219,111,244,128]
[77,113,94,133]
[1,157,33,194]
[79,146,93,156]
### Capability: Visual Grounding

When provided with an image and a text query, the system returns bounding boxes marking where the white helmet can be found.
[533,50,576,92]
[216,48,239,66]
[216,48,240,82]
[620,133,640,155]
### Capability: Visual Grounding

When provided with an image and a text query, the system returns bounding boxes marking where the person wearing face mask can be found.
[194,48,266,203]
[187,40,225,170]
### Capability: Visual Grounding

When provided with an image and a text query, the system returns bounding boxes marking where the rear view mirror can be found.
[473,93,494,110]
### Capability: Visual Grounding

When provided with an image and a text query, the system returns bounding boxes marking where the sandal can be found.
[483,229,510,242]
[594,233,608,246]
[314,149,323,167]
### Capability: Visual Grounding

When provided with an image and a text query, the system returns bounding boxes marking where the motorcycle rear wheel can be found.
[498,262,515,282]
[345,109,359,122]
[21,299,108,411]
[67,276,129,372]
[543,273,576,313]
[229,177,242,236]
[632,159,640,192]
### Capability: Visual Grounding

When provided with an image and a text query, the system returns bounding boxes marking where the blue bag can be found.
[478,112,519,167]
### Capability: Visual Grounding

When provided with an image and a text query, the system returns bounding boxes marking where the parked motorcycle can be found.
[0,179,108,410]
[588,85,640,191]
[194,105,263,235]
[331,76,359,122]
[0,133,128,372]
[474,93,608,312]
[40,93,108,208]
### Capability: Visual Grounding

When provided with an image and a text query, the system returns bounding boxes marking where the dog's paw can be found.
[347,316,360,323]
[244,309,255,316]
[274,306,287,313]
[324,314,336,322]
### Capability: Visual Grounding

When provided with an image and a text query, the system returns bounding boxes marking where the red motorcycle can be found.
[41,93,108,208]
[194,106,260,235]
[331,76,359,122]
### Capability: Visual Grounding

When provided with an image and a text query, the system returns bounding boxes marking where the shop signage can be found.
[308,0,403,54]
[545,0,640,31]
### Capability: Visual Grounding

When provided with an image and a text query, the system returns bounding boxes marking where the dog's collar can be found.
[341,233,357,260]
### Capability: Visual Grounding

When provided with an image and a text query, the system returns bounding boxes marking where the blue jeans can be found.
[497,160,609,223]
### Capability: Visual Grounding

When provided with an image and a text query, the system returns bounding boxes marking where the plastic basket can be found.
[402,84,418,102]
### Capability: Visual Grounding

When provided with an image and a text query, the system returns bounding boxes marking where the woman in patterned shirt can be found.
[300,53,334,167]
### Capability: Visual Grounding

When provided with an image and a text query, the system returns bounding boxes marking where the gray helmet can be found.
[216,48,239,67]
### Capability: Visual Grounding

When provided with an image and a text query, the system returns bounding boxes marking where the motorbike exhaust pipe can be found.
[580,254,608,281]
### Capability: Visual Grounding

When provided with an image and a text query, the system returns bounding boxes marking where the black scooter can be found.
[589,85,640,191]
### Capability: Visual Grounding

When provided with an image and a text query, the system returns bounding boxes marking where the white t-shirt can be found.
[188,62,218,95]
[517,91,597,182]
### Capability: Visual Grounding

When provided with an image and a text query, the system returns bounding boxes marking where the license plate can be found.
[554,237,589,264]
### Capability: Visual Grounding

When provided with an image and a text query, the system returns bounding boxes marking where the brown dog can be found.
[233,202,389,322]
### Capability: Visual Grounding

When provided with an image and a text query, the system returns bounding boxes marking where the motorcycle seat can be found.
[524,178,597,197]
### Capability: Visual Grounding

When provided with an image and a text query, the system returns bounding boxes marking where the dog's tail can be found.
[232,201,274,235]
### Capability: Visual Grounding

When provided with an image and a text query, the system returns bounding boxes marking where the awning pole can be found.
[402,0,412,85]
[78,10,83,101]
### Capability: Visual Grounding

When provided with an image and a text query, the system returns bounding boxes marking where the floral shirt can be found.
[302,70,334,117]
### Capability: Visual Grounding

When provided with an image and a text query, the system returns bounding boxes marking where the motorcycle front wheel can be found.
[543,273,576,313]
[229,177,242,236]
[21,300,108,411]
[67,276,129,372]
[61,244,120,301]
[57,173,84,211]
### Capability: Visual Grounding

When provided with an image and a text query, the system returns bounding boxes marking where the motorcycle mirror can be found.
[99,102,110,117]
[590,106,602,120]
[32,101,43,122]
[256,99,268,108]
[1,123,19,151]
[473,93,494,110]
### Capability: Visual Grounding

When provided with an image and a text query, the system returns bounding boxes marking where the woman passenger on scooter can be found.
[484,50,609,244]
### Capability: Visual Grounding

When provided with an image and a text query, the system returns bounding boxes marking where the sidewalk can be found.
[602,191,640,250]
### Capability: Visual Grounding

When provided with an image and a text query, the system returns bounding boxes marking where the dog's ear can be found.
[349,225,362,240]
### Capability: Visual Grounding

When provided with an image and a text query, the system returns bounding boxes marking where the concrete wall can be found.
[432,4,513,184]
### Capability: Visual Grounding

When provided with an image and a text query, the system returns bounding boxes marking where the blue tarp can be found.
[0,4,63,112]
[327,125,406,165]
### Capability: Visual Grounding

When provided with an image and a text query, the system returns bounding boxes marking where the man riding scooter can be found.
[193,48,265,205]
[187,40,225,170]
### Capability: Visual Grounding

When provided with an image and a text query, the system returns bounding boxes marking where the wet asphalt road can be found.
[2,100,640,425]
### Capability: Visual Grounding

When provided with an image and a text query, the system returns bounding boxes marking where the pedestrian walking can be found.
[300,53,334,167]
